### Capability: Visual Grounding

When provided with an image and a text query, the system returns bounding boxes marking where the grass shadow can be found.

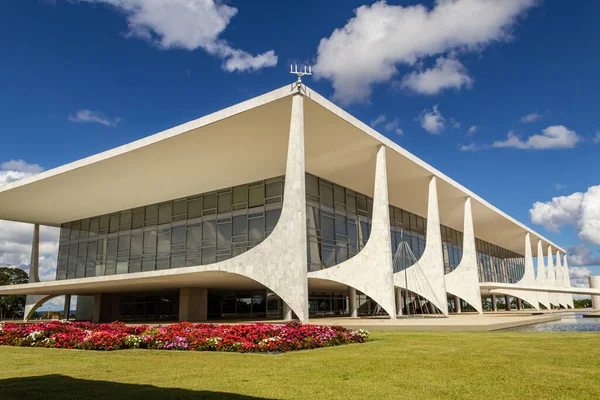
[0,375,272,400]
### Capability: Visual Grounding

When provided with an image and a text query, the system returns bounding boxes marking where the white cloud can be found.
[567,245,600,267]
[492,126,581,150]
[554,183,566,191]
[519,112,542,123]
[467,125,478,135]
[384,118,404,135]
[568,266,594,289]
[69,110,121,127]
[450,118,461,129]
[459,142,483,151]
[76,0,277,72]
[0,160,43,186]
[370,114,386,128]
[314,0,537,104]
[530,185,600,245]
[401,57,473,95]
[593,132,600,144]
[419,105,445,134]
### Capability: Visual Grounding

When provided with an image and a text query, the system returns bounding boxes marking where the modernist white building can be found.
[0,82,597,323]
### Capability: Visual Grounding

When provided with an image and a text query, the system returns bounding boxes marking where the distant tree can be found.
[573,298,592,309]
[0,267,29,320]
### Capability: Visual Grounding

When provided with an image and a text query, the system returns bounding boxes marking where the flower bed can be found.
[0,321,369,352]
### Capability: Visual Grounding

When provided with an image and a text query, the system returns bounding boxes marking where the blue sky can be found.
[0,0,599,305]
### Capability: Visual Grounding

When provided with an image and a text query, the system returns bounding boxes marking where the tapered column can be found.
[455,296,462,313]
[547,245,559,307]
[444,197,482,313]
[309,145,396,319]
[556,250,568,309]
[536,240,551,310]
[492,295,497,311]
[505,295,510,311]
[517,298,522,310]
[395,176,448,315]
[563,254,574,308]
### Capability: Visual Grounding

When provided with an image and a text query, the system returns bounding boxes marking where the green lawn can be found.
[1,331,599,399]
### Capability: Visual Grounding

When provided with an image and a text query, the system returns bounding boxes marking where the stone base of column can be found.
[179,288,208,322]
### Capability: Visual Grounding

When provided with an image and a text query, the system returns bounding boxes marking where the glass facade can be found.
[441,225,463,274]
[390,205,427,272]
[306,173,373,271]
[56,177,285,280]
[118,292,179,321]
[476,239,525,283]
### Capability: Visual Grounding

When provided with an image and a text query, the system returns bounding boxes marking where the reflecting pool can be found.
[504,312,600,332]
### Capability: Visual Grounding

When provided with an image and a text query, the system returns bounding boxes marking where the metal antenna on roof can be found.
[290,65,312,94]
[290,65,312,83]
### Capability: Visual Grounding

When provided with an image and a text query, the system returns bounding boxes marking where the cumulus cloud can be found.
[314,0,537,104]
[401,57,473,95]
[519,112,542,123]
[530,185,600,245]
[567,245,600,267]
[568,266,594,289]
[370,114,387,128]
[384,118,404,135]
[0,160,43,186]
[69,110,121,127]
[419,105,445,134]
[75,0,277,72]
[492,126,581,150]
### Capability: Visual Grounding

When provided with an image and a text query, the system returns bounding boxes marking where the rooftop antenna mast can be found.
[290,65,312,93]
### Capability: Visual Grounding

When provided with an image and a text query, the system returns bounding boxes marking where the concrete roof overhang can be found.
[0,84,563,255]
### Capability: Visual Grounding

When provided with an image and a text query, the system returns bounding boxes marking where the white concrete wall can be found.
[308,146,396,319]
[394,176,448,315]
[444,197,483,313]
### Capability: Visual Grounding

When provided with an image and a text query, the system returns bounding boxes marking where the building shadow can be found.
[0,375,273,400]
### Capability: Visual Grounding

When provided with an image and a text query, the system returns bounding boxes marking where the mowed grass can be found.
[1,331,599,400]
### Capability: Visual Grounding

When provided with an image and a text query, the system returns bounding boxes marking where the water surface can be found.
[505,312,600,332]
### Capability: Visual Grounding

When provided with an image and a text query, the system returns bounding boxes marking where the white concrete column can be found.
[505,295,511,311]
[24,224,52,321]
[179,288,208,322]
[395,287,403,317]
[282,302,293,321]
[395,176,448,315]
[349,286,358,318]
[536,240,551,310]
[589,276,600,310]
[444,197,483,314]
[309,145,396,319]
[563,253,574,309]
[547,245,560,307]
[517,298,522,310]
[63,295,72,320]
[92,294,102,323]
[492,295,497,311]
[454,296,462,313]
